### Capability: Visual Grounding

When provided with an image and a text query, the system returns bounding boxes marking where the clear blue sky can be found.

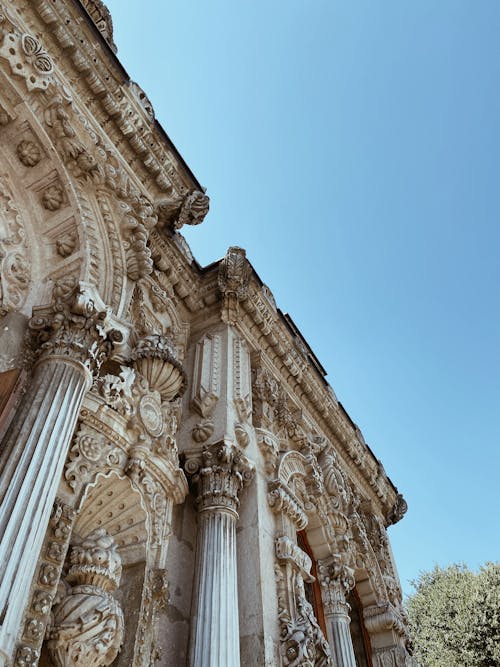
[106,0,500,595]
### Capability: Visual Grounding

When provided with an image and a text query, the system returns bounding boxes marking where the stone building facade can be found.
[0,2,415,666]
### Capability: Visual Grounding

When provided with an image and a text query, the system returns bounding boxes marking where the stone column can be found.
[185,443,254,667]
[317,557,357,667]
[0,291,120,665]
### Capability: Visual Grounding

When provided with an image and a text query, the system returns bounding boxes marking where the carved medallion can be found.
[139,394,164,437]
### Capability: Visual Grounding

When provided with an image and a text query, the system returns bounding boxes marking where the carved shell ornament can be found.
[131,334,186,401]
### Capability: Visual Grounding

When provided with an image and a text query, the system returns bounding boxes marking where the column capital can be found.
[28,282,123,385]
[317,555,355,616]
[184,443,254,517]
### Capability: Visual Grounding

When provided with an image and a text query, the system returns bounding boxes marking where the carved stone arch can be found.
[350,515,389,609]
[46,471,150,667]
[0,74,127,325]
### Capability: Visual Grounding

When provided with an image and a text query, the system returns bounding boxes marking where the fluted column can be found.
[318,557,357,667]
[185,443,254,667]
[0,290,120,665]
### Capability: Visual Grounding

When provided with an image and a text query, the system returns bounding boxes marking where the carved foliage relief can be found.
[0,177,30,316]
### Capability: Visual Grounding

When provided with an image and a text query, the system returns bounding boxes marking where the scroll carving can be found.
[275,540,332,667]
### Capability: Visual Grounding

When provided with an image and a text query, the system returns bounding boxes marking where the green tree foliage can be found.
[406,562,500,667]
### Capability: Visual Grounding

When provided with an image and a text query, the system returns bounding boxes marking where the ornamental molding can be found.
[0,175,31,317]
[26,0,204,200]
[14,498,76,666]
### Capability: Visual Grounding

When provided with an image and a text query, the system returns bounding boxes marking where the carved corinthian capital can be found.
[185,443,255,516]
[28,284,122,380]
[47,529,124,667]
[317,555,355,617]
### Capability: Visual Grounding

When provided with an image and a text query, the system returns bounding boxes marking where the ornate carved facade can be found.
[0,2,416,665]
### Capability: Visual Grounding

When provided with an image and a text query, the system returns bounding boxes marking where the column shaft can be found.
[189,509,239,667]
[0,359,89,663]
[326,611,357,667]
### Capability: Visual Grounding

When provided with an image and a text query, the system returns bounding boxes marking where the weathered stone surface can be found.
[0,2,413,666]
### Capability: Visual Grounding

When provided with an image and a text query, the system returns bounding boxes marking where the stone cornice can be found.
[147,241,405,522]
[27,0,203,199]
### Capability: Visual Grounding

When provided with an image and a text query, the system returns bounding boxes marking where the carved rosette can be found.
[47,529,124,667]
[317,556,355,617]
[131,334,185,401]
[185,443,254,517]
[0,13,54,92]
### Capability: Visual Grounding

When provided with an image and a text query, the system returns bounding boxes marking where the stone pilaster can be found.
[0,289,121,665]
[184,443,254,667]
[317,556,357,667]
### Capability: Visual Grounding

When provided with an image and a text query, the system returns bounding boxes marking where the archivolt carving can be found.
[0,176,30,317]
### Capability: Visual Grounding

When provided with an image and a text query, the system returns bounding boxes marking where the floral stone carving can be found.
[47,529,124,667]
